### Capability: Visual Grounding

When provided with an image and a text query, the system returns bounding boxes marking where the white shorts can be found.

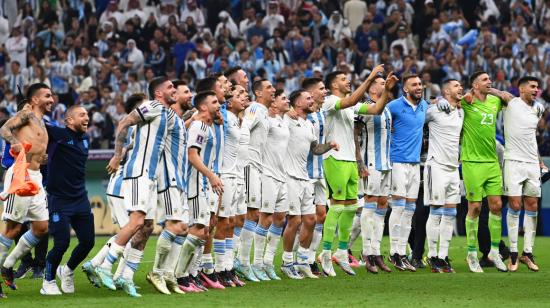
[366,168,391,197]
[157,187,189,224]
[358,177,367,198]
[122,177,158,216]
[423,159,460,205]
[260,175,288,214]
[207,185,220,214]
[503,160,541,197]
[288,177,315,216]
[107,196,129,227]
[188,189,211,227]
[311,179,327,206]
[1,167,48,224]
[245,165,262,209]
[219,175,243,218]
[391,163,420,199]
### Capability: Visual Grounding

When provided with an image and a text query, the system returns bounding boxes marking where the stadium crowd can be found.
[0,0,548,149]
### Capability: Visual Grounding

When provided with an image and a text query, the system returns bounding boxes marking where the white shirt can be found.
[262,115,290,182]
[503,97,543,164]
[322,94,368,161]
[241,102,270,170]
[425,104,464,167]
[285,114,317,180]
[220,110,242,177]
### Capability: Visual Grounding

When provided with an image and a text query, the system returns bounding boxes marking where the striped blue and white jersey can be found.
[306,111,326,179]
[157,114,187,192]
[211,106,227,174]
[186,120,216,199]
[123,100,169,180]
[107,127,135,197]
[358,105,392,171]
[241,102,269,170]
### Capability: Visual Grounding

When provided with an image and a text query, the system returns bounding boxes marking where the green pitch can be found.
[4,236,550,307]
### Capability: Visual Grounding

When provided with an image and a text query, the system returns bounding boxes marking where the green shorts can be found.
[323,156,358,201]
[462,161,502,202]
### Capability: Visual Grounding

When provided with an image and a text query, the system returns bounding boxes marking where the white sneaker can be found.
[40,279,62,295]
[57,265,75,293]
[466,253,484,273]
[317,250,336,277]
[295,263,318,279]
[488,250,508,272]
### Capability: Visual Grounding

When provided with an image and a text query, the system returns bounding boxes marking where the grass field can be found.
[4,236,550,307]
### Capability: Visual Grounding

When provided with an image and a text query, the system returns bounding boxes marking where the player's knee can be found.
[508,200,521,212]
[302,215,315,227]
[316,210,326,224]
[81,235,95,251]
[53,237,71,252]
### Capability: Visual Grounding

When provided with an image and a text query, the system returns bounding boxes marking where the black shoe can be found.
[1,267,16,290]
[499,244,510,261]
[218,271,235,288]
[444,257,455,273]
[310,262,320,276]
[228,269,245,287]
[192,274,208,291]
[32,266,44,279]
[479,256,495,268]
[14,261,32,279]
[401,256,417,272]
[426,256,440,273]
[389,253,406,271]
[409,258,424,270]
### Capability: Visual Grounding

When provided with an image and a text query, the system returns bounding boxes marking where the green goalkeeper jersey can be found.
[460,94,502,162]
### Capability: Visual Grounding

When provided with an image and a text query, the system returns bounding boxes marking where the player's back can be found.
[123,100,169,180]
[460,94,501,162]
[186,120,216,198]
[307,111,326,179]
[242,102,269,170]
[364,106,392,171]
[262,114,289,182]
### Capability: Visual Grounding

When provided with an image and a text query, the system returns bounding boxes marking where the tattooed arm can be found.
[311,140,339,155]
[0,110,32,153]
[106,110,143,174]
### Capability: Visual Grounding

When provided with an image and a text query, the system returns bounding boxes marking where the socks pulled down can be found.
[507,208,521,253]
[264,224,283,266]
[201,252,214,275]
[488,212,502,254]
[438,207,456,260]
[388,199,405,255]
[296,246,309,264]
[224,238,235,271]
[121,247,144,281]
[426,207,443,258]
[213,239,226,273]
[523,210,538,254]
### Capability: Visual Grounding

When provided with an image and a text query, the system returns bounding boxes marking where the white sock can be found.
[154,230,176,274]
[507,208,520,253]
[189,245,204,277]
[296,246,309,264]
[121,247,143,281]
[282,251,294,264]
[349,211,362,250]
[253,224,268,266]
[101,241,125,271]
[524,210,538,254]
[292,227,301,253]
[90,235,117,267]
[264,224,283,266]
[398,202,416,256]
[238,219,256,266]
[233,226,241,255]
[213,239,226,273]
[360,203,376,256]
[308,224,323,264]
[113,242,131,281]
[372,208,387,256]
[224,238,234,271]
[439,208,456,259]
[426,208,442,258]
[175,235,202,278]
[389,200,405,255]
[4,231,41,268]
[201,252,214,274]
[164,235,185,278]
[0,235,14,267]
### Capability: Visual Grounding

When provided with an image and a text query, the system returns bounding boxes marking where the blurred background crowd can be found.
[0,0,549,150]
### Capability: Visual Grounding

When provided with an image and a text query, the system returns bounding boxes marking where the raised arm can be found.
[106,110,143,174]
[0,110,33,153]
[365,71,399,115]
[339,64,385,110]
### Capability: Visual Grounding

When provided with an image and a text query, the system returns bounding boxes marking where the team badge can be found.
[196,135,204,144]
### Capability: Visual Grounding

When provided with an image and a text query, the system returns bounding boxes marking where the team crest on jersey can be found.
[196,135,204,144]
[139,105,149,114]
